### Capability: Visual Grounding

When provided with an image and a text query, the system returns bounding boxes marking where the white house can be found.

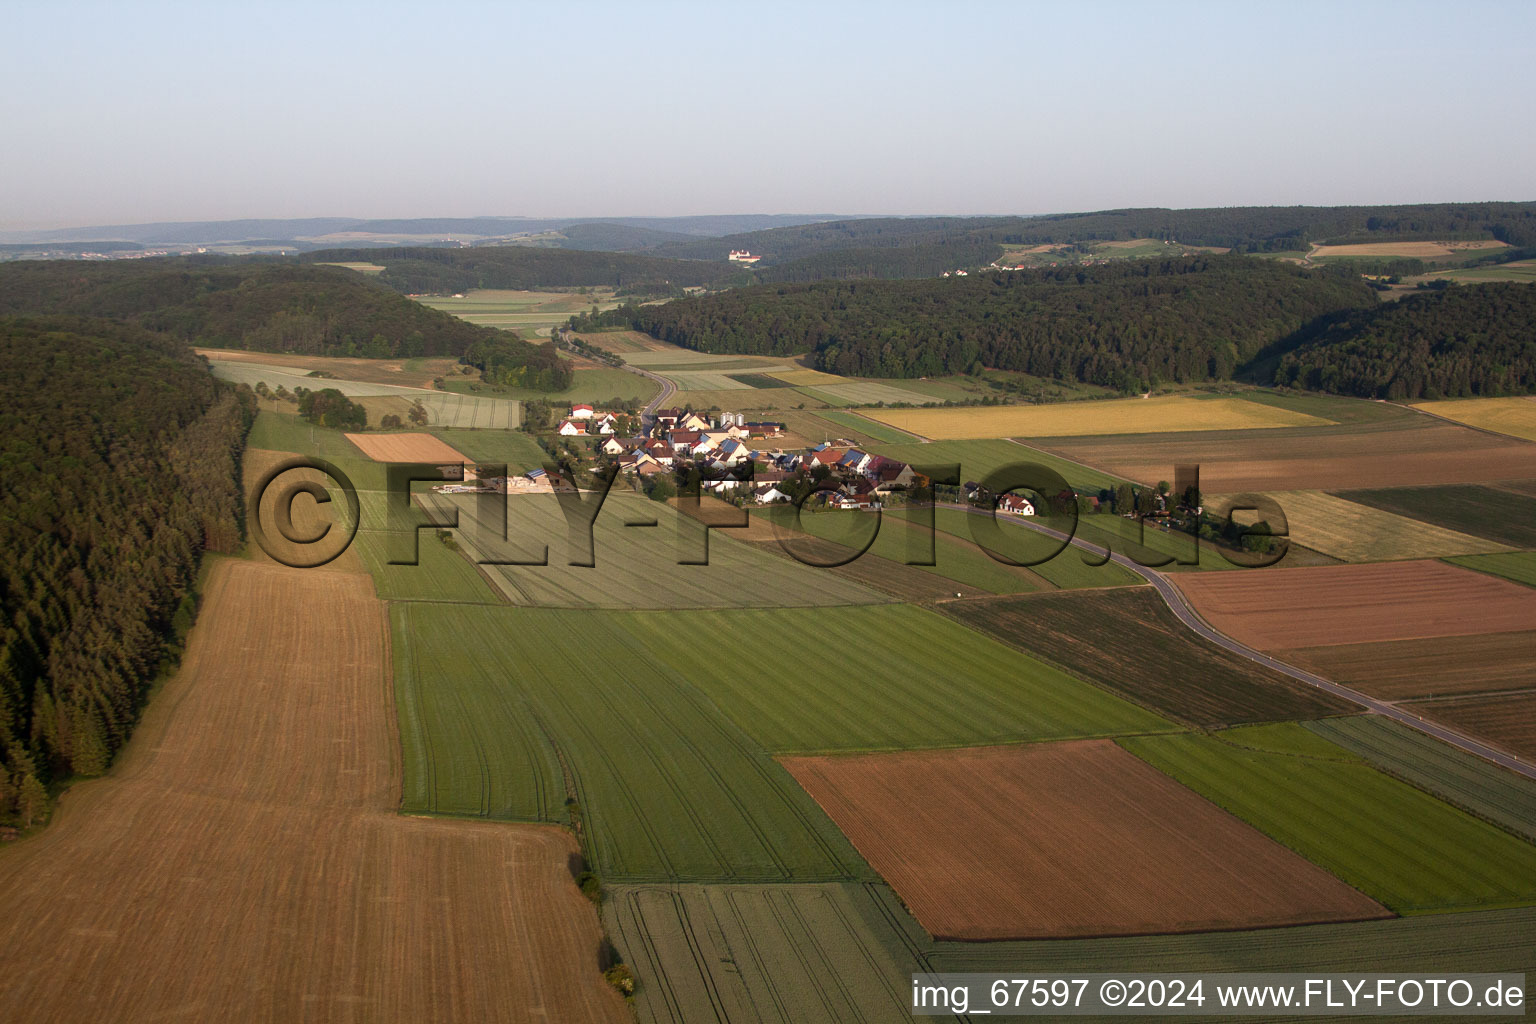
[998,494,1035,516]
[557,419,587,436]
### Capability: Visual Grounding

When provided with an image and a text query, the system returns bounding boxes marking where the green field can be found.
[1123,725,1536,913]
[944,590,1360,728]
[353,530,501,604]
[392,603,871,881]
[1305,717,1536,843]
[871,438,1131,496]
[798,380,937,407]
[727,372,794,389]
[813,409,921,443]
[442,365,656,405]
[764,507,1046,596]
[432,490,890,609]
[415,287,618,337]
[605,883,915,1024]
[246,411,389,489]
[1445,550,1536,587]
[425,427,548,473]
[1336,484,1536,549]
[607,603,1171,753]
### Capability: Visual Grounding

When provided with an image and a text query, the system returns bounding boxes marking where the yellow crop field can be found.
[1214,490,1511,563]
[863,395,1332,440]
[1413,397,1536,443]
[769,368,846,386]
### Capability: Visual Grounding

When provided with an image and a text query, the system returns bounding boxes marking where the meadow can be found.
[392,603,872,882]
[871,437,1129,495]
[797,380,944,407]
[415,288,618,337]
[1447,550,1536,587]
[442,365,653,405]
[602,603,1171,753]
[861,394,1331,440]
[1122,725,1536,913]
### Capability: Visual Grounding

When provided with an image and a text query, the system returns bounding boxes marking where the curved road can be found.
[938,502,1536,782]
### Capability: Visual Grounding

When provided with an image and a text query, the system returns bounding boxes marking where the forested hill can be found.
[0,259,570,388]
[302,245,742,295]
[647,202,1536,266]
[0,317,253,826]
[579,257,1376,390]
[1274,284,1536,399]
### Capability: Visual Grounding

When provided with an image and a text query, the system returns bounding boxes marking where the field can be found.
[797,380,942,407]
[572,329,672,353]
[782,740,1388,940]
[1410,693,1536,762]
[415,288,618,337]
[195,346,457,388]
[811,408,920,442]
[943,589,1359,727]
[1415,260,1536,285]
[1413,396,1536,443]
[433,490,889,609]
[673,388,830,412]
[605,884,916,1023]
[1448,551,1536,587]
[392,603,871,881]
[1123,725,1536,913]
[861,394,1331,440]
[1337,483,1536,548]
[1304,717,1536,843]
[1245,489,1509,562]
[0,557,626,1022]
[604,603,1168,753]
[344,430,470,464]
[1274,631,1536,699]
[1170,559,1536,649]
[441,366,648,406]
[1040,414,1536,491]
[1310,240,1508,260]
[352,530,502,604]
[426,426,548,473]
[871,437,1130,495]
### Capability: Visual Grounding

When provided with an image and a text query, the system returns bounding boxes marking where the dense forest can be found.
[302,245,742,295]
[0,317,253,826]
[0,258,570,389]
[648,203,1536,265]
[577,257,1376,390]
[1274,284,1536,399]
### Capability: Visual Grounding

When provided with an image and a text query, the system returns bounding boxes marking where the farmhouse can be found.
[556,419,587,436]
[568,403,595,420]
[998,494,1035,516]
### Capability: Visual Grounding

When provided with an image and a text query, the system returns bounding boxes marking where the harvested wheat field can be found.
[1412,692,1536,762]
[1311,240,1508,259]
[345,431,470,464]
[1040,417,1536,492]
[781,740,1387,940]
[1172,560,1536,651]
[1275,631,1536,700]
[862,395,1328,440]
[244,447,367,573]
[1413,396,1536,444]
[1219,490,1509,563]
[0,553,625,1021]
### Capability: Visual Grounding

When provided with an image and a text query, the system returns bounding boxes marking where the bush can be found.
[603,964,636,998]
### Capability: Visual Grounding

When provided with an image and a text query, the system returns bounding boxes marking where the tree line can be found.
[0,316,253,827]
[1274,283,1536,399]
[578,257,1377,392]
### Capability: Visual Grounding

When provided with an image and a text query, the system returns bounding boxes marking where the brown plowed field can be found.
[1038,419,1536,492]
[345,431,470,464]
[1412,692,1536,762]
[1275,631,1536,700]
[781,740,1388,940]
[1172,560,1536,650]
[0,543,625,1019]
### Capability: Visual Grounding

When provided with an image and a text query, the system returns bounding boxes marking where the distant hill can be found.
[0,257,568,385]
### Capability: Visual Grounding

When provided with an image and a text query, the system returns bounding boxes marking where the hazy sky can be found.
[3,0,1532,229]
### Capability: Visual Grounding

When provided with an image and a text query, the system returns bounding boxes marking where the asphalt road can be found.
[936,502,1536,782]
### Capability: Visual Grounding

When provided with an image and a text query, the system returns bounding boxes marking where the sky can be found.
[2,0,1533,230]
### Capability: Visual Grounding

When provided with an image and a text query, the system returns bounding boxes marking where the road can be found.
[935,502,1536,782]
[562,327,676,430]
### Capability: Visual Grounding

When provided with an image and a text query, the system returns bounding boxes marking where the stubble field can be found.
[862,394,1330,440]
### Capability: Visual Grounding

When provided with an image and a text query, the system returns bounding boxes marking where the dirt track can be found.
[782,740,1388,940]
[0,461,625,1022]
